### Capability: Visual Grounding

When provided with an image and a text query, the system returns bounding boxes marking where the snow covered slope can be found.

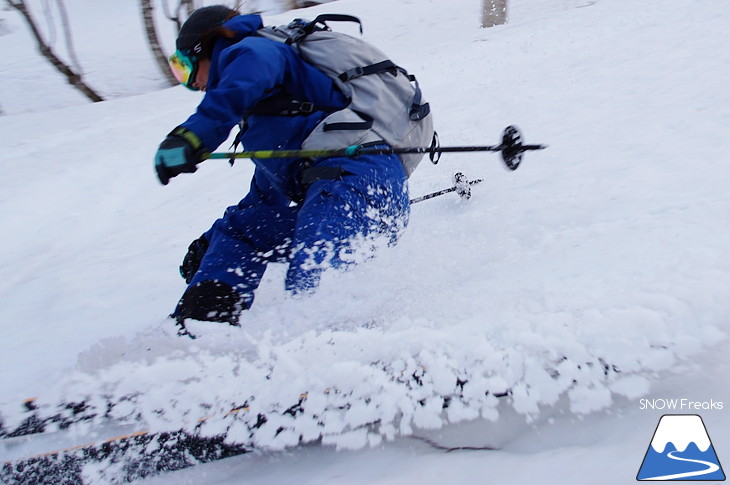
[1,0,729,483]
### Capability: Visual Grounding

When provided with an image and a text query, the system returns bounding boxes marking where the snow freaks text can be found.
[639,399,724,411]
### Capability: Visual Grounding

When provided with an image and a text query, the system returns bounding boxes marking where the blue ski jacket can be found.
[178,14,350,202]
[169,14,410,308]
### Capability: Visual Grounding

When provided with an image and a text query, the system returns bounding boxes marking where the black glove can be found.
[180,234,209,283]
[154,127,208,185]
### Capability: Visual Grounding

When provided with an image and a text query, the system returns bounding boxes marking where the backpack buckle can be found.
[298,101,315,114]
[338,66,365,82]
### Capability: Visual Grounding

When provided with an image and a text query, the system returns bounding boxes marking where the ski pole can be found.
[205,126,547,171]
[410,172,483,204]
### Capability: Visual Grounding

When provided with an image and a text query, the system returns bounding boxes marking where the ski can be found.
[1,397,305,483]
[0,394,289,441]
[1,365,517,483]
[1,387,514,483]
[1,398,96,440]
[1,425,249,484]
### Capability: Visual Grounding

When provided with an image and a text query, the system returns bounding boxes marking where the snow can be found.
[1,0,730,483]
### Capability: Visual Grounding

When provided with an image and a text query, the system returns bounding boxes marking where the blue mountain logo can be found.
[637,414,725,481]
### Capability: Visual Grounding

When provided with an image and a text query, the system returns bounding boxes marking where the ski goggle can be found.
[168,50,200,91]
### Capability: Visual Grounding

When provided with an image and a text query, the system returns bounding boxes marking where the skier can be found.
[154,6,417,331]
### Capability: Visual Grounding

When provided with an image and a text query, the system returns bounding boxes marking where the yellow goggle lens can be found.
[168,52,194,86]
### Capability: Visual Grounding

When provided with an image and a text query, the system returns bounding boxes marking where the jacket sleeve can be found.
[179,38,289,151]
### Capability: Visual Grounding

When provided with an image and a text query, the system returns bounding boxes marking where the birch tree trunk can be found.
[5,0,104,102]
[481,0,508,28]
[140,0,178,86]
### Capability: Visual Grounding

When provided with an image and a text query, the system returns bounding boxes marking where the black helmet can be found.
[176,5,237,53]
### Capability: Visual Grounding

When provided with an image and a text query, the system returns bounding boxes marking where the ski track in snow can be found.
[1,0,730,483]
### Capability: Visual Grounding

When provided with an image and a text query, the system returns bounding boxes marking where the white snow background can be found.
[1,0,730,483]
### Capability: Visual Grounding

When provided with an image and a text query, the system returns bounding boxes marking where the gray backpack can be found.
[257,14,434,176]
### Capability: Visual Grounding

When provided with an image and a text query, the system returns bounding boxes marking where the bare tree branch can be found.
[161,0,195,32]
[5,0,104,102]
[140,0,178,86]
[56,0,83,73]
[181,0,195,19]
[40,0,57,45]
[161,0,179,31]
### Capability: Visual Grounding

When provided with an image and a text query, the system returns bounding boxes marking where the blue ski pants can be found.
[185,153,410,309]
